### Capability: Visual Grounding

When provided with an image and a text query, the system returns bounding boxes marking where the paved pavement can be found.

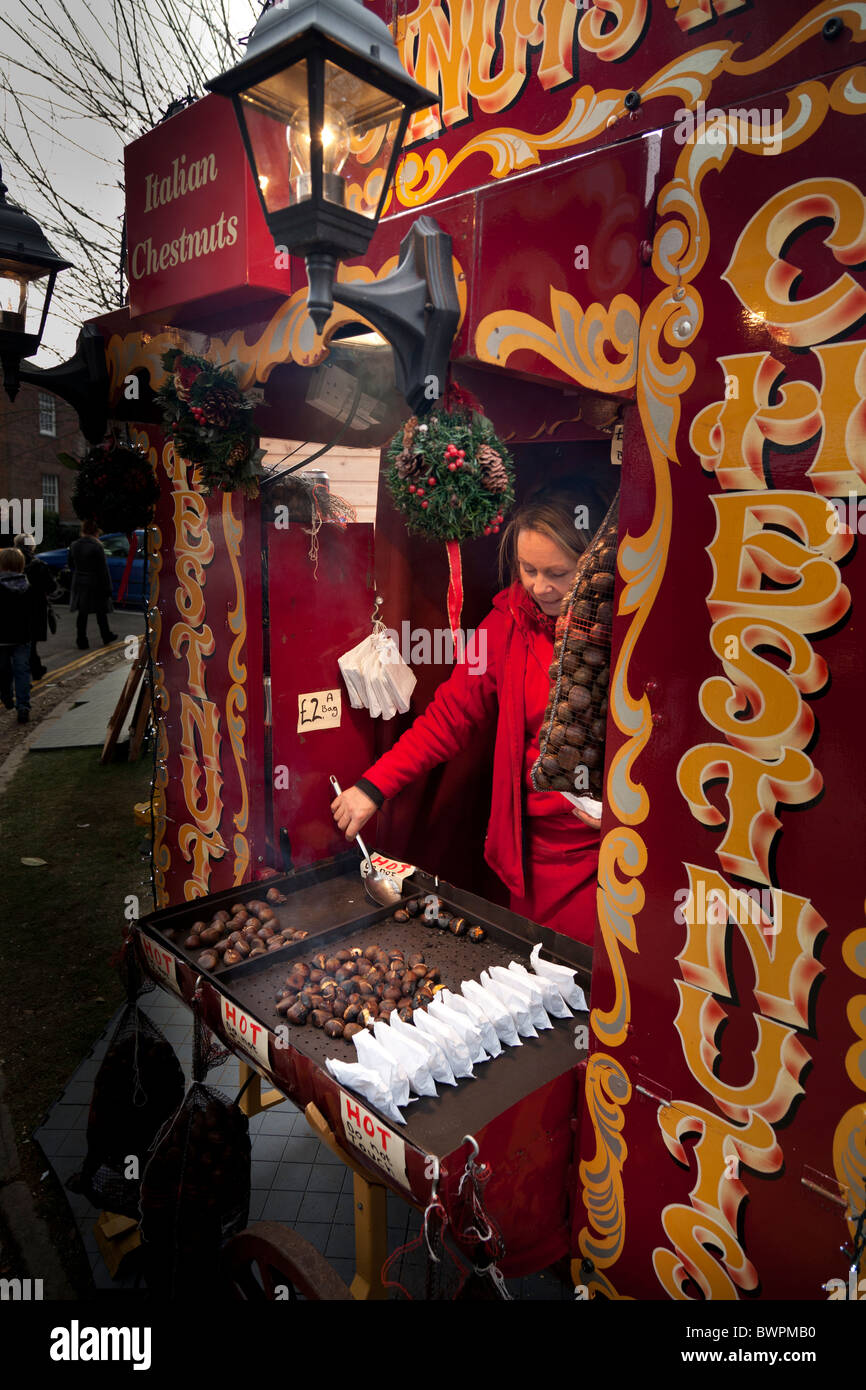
[30,666,140,750]
[34,601,146,681]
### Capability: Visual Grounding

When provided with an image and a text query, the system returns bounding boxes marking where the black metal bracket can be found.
[332,215,460,416]
[17,322,109,444]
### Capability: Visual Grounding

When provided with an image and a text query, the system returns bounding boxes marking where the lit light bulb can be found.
[287,108,350,204]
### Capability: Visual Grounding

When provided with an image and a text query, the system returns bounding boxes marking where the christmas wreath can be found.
[155,349,266,497]
[61,440,160,535]
[386,401,515,542]
[386,392,515,637]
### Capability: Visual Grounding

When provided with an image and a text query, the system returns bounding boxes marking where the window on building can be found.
[42,474,59,513]
[38,392,56,436]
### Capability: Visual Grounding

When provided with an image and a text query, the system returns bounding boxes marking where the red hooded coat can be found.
[360,581,600,943]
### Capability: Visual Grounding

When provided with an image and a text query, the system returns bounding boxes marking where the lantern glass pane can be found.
[323,61,404,218]
[0,263,36,333]
[239,58,312,211]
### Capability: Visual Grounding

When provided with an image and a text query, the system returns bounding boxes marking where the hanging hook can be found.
[371,593,384,624]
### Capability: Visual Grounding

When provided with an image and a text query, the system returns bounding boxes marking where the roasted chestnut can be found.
[276,995,297,1015]
[285,1002,310,1026]
[449,917,468,937]
[234,937,251,958]
[359,1007,377,1028]
[198,950,218,970]
[343,1023,364,1039]
[310,1009,331,1029]
[343,1003,361,1023]
[323,1019,344,1039]
[468,926,487,943]
[184,933,202,950]
[407,952,425,968]
[393,909,409,923]
[312,952,329,970]
[406,899,420,917]
[384,986,402,1003]
[308,969,324,984]
[398,1007,414,1023]
[213,910,231,924]
[364,946,379,962]
[397,996,414,1010]
[266,887,288,904]
[378,1000,397,1018]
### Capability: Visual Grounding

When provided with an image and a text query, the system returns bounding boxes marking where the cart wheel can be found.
[221,1221,354,1301]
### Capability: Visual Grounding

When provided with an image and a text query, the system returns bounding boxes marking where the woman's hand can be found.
[571,805,602,831]
[331,786,378,840]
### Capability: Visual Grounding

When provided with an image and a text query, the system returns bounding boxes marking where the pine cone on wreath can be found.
[226,441,249,470]
[395,448,424,480]
[478,444,508,493]
[202,384,241,428]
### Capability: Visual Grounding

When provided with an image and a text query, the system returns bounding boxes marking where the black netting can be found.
[532,491,619,800]
[138,1080,252,1296]
[67,943,184,1218]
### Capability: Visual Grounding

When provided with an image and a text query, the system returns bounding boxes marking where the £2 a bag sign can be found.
[124,94,287,323]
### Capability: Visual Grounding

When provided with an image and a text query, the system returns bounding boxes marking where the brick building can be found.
[0,384,83,547]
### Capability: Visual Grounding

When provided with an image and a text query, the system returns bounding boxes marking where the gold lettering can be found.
[676,744,821,884]
[723,178,866,348]
[706,492,852,631]
[807,340,866,496]
[678,864,825,1029]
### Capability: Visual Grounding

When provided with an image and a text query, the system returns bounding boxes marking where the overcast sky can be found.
[1,0,258,363]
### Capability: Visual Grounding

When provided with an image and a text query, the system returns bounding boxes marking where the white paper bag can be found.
[373,1020,437,1098]
[325,1058,405,1127]
[428,997,489,1064]
[461,979,521,1048]
[390,1011,457,1087]
[441,989,502,1057]
[414,1007,475,1078]
[481,970,538,1038]
[352,1029,411,1108]
[508,960,573,1018]
[529,943,588,1010]
[489,965,552,1029]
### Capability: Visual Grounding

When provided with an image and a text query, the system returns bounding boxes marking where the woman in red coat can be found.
[331,493,603,945]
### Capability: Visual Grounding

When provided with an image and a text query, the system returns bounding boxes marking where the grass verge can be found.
[0,744,152,1294]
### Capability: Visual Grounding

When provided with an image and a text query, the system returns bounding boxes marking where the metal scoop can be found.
[330,775,403,908]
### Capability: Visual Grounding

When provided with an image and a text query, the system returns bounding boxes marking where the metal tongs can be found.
[329,775,402,907]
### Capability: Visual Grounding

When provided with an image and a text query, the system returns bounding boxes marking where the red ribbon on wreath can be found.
[445,539,464,642]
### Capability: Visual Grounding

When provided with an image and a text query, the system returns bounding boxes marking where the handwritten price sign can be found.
[360,853,416,887]
[297,689,341,733]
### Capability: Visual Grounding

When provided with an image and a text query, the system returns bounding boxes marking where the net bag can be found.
[67,943,185,1218]
[531,491,619,801]
[139,1006,251,1295]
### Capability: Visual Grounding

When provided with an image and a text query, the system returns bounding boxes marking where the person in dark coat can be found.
[68,520,118,649]
[0,547,34,724]
[15,532,56,680]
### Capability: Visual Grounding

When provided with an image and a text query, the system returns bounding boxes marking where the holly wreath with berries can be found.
[386,402,515,543]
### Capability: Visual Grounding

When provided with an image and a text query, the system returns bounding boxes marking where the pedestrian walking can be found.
[68,520,118,649]
[0,547,34,725]
[14,532,57,680]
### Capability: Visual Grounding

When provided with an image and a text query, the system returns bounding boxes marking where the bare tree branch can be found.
[0,0,259,358]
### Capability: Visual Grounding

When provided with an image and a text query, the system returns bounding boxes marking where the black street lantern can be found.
[206,0,438,332]
[0,167,72,400]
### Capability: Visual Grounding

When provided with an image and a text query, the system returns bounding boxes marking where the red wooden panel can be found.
[268,521,378,869]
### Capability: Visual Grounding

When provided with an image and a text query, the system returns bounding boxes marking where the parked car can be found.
[37,531,147,605]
